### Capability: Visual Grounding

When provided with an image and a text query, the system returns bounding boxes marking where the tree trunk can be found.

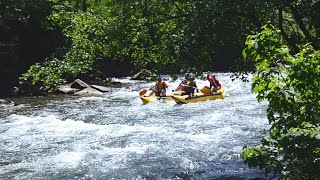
[277,7,299,53]
[289,5,319,50]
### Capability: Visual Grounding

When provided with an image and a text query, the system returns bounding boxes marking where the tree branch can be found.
[288,4,319,50]
[277,7,299,53]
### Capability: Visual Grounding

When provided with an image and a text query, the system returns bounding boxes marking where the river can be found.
[0,73,271,179]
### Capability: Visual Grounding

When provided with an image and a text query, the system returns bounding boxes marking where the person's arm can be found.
[194,81,199,92]
[163,81,168,89]
[159,82,167,96]
[149,83,156,90]
[209,79,213,89]
[215,80,221,89]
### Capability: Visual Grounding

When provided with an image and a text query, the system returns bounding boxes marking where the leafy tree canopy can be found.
[0,0,317,93]
[242,23,320,179]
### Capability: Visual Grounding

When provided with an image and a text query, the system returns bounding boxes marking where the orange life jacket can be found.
[156,81,167,91]
[186,80,196,87]
[207,75,221,89]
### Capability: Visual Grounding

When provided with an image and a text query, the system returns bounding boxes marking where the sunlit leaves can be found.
[15,0,320,94]
[106,0,185,71]
[19,0,109,92]
[242,24,320,178]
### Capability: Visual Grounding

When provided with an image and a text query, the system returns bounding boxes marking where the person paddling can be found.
[174,73,189,92]
[150,75,168,97]
[206,73,222,93]
[184,73,198,99]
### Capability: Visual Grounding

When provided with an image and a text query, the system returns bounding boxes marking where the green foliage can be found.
[0,0,54,30]
[20,59,67,93]
[19,0,109,92]
[14,0,320,95]
[242,23,320,178]
[104,0,186,71]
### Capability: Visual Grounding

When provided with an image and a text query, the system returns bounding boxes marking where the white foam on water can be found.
[47,151,86,168]
[0,73,269,179]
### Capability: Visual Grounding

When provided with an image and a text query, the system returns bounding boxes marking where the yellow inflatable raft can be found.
[172,88,225,104]
[139,90,185,104]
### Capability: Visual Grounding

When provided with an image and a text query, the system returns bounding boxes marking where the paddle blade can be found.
[200,87,211,95]
[139,89,148,96]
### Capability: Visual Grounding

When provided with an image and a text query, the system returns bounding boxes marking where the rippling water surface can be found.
[0,73,270,179]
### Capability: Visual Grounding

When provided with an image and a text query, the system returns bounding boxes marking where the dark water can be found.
[0,73,272,179]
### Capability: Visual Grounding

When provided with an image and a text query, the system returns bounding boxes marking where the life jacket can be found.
[207,75,215,86]
[207,75,221,89]
[186,80,196,88]
[156,81,167,91]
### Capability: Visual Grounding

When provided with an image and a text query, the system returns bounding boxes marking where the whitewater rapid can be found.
[0,73,270,179]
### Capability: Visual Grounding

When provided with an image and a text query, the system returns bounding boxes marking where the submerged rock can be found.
[105,78,122,88]
[0,99,17,106]
[130,69,152,80]
[70,79,91,90]
[74,87,103,95]
[56,85,80,94]
[57,79,112,95]
[90,85,110,92]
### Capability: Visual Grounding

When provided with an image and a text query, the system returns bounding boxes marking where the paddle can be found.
[172,90,184,95]
[139,88,148,96]
[180,83,200,96]
[139,87,165,101]
[200,86,223,95]
[200,87,211,95]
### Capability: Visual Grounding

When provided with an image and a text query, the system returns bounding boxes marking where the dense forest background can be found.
[0,0,319,96]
